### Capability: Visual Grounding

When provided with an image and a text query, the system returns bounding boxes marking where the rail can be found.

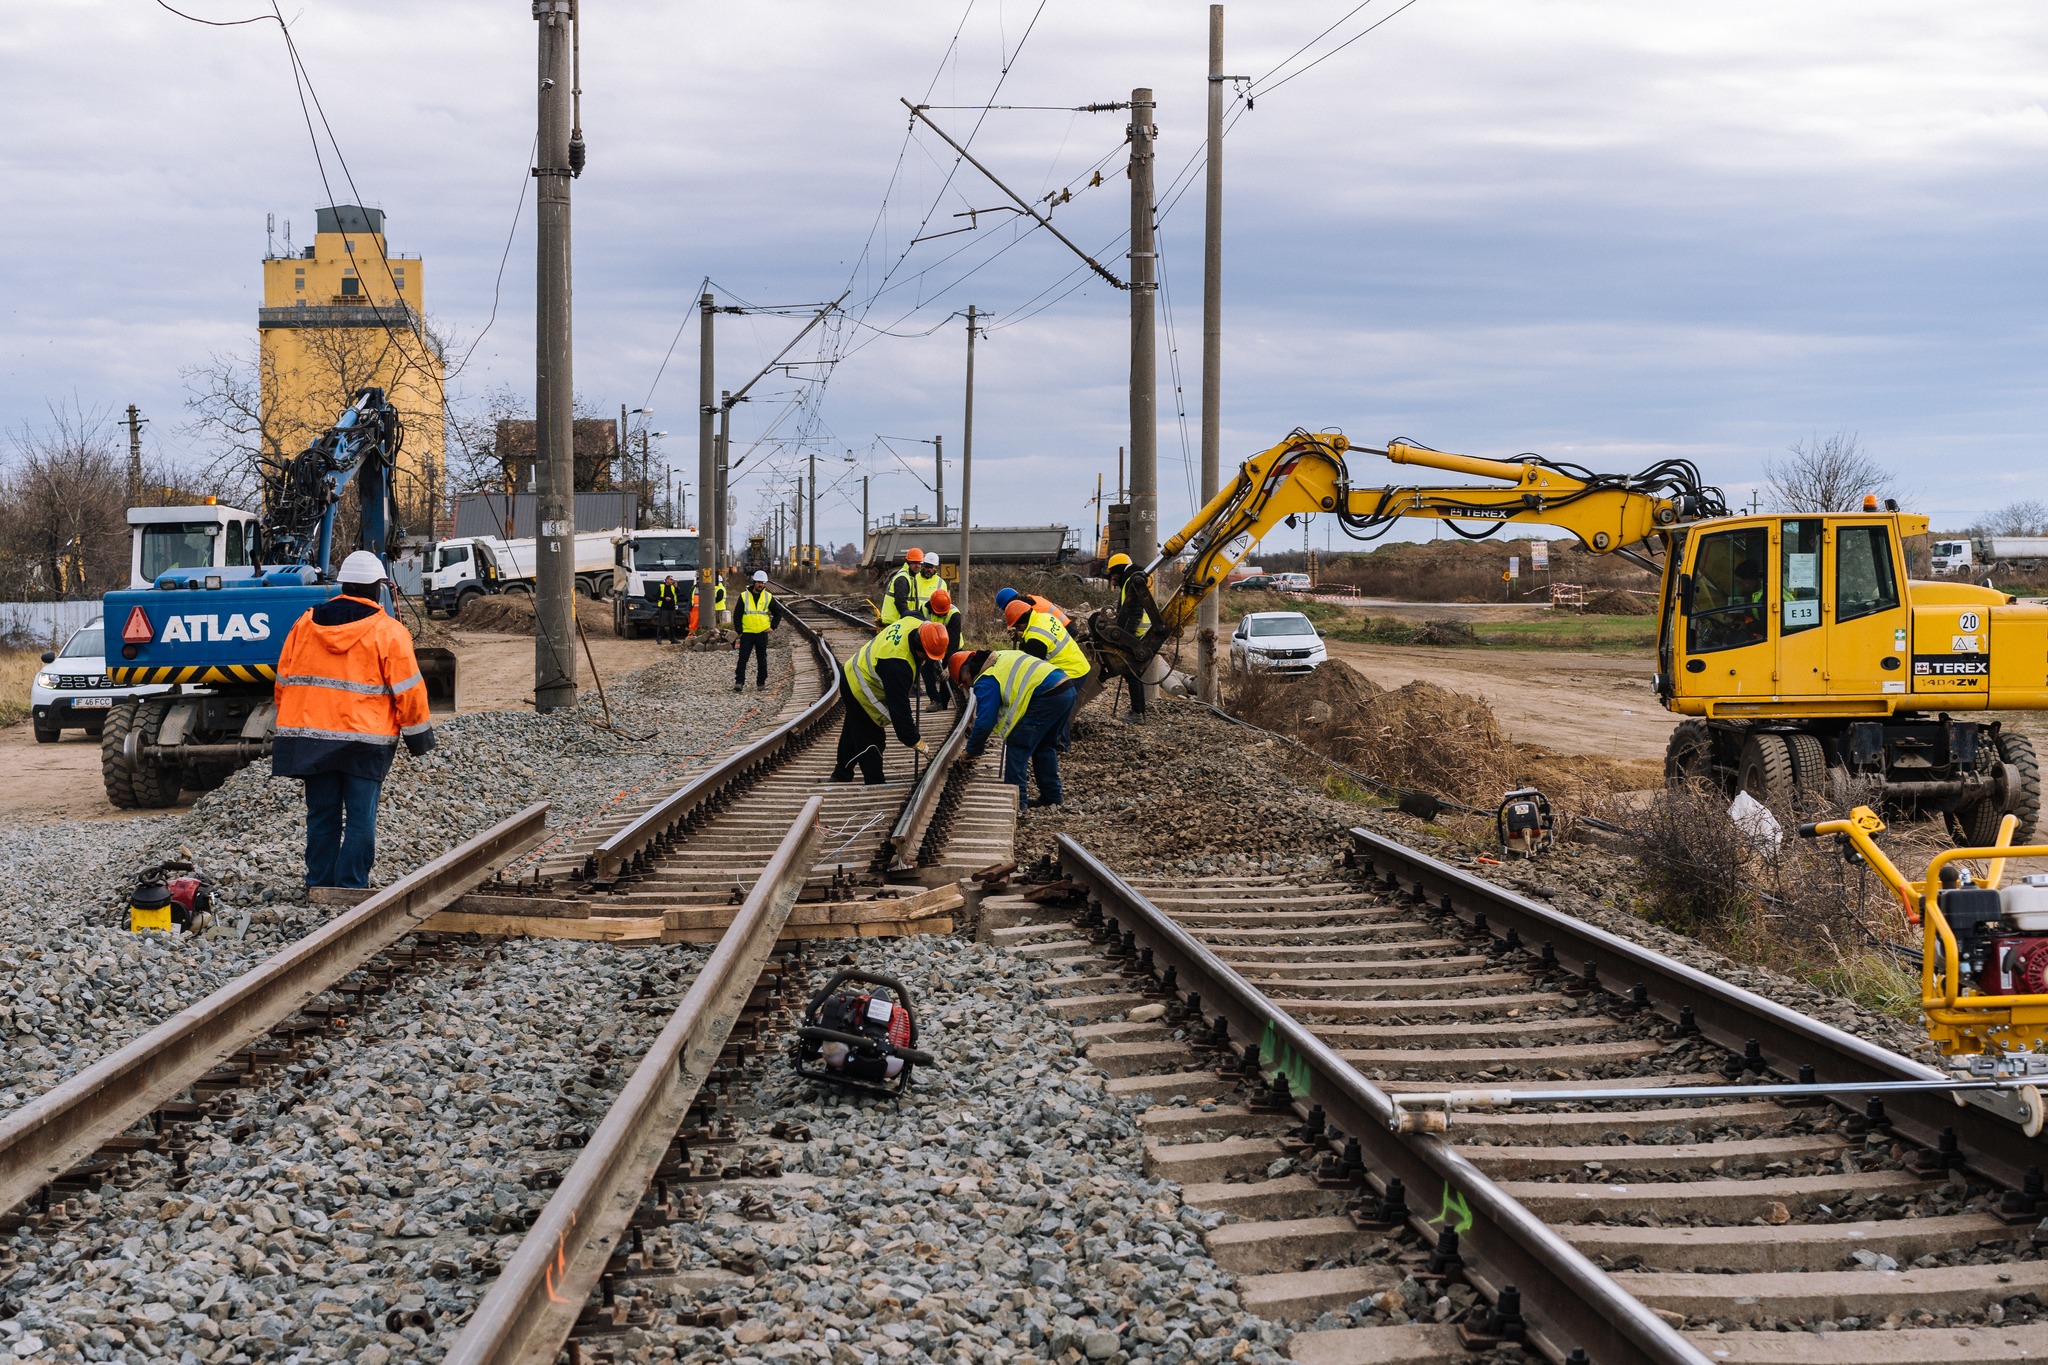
[585,602,843,882]
[1056,834,1705,1365]
[445,797,825,1365]
[883,685,976,877]
[1346,826,2048,1186]
[0,803,548,1216]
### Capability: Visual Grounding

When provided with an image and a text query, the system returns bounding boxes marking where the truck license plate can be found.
[70,696,113,708]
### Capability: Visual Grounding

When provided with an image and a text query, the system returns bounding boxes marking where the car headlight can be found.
[36,672,56,689]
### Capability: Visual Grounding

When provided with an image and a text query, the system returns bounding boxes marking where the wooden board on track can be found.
[420,884,962,946]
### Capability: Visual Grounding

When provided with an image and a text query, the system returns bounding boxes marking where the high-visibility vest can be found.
[913,572,941,616]
[740,588,775,633]
[845,618,921,725]
[1029,594,1069,625]
[984,650,1067,746]
[1118,575,1152,635]
[715,582,728,609]
[1021,609,1090,681]
[655,581,679,609]
[879,566,918,623]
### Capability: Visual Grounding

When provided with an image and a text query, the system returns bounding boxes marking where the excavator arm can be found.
[1084,429,1725,676]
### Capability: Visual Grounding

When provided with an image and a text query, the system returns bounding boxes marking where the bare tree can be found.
[0,403,135,599]
[1982,499,2048,538]
[1764,432,1895,513]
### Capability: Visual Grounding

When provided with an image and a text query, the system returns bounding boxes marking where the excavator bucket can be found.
[418,647,458,714]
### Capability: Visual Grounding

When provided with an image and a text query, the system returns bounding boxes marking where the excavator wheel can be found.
[1783,732,1829,804]
[1663,720,1717,790]
[100,700,140,809]
[1737,733,1796,809]
[127,698,183,809]
[2001,732,2042,843]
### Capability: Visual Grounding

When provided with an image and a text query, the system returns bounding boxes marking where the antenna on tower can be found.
[282,218,294,257]
[266,212,275,258]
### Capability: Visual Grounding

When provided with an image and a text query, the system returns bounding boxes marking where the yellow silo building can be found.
[259,205,444,526]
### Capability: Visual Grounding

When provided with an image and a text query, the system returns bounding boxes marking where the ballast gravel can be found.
[0,646,791,1104]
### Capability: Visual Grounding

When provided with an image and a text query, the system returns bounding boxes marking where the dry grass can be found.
[0,648,42,727]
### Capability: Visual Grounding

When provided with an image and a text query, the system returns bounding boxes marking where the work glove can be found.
[912,739,931,755]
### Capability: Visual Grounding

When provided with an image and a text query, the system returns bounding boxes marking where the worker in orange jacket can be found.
[273,551,437,890]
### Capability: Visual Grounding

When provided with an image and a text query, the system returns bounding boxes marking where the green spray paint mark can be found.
[1256,1019,1314,1097]
[1430,1183,1473,1235]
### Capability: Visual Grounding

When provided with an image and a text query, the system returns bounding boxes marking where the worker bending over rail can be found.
[1103,554,1153,725]
[922,587,962,711]
[832,620,951,784]
[273,551,437,890]
[953,648,1076,809]
[735,570,785,692]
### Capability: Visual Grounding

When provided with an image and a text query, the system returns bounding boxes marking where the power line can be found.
[1251,0,1425,99]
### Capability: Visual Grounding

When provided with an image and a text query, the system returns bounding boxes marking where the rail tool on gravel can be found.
[792,969,934,1100]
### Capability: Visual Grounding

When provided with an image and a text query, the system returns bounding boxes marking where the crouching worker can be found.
[273,551,437,891]
[921,587,962,710]
[952,648,1076,809]
[833,620,953,784]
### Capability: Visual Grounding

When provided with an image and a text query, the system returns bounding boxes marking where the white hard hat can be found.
[337,551,386,585]
[752,570,768,583]
[922,555,940,567]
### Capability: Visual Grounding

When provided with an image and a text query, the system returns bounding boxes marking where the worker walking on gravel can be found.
[921,587,962,710]
[273,551,437,891]
[1105,554,1155,725]
[951,648,1077,809]
[833,620,951,784]
[734,570,785,692]
[878,548,925,625]
[654,576,682,645]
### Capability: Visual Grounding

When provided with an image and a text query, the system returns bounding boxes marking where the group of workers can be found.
[827,546,1157,811]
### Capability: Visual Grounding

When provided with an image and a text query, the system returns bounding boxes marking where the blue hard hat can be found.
[994,588,1019,611]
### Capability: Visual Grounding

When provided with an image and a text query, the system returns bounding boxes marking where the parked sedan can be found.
[1229,611,1328,675]
[30,618,170,743]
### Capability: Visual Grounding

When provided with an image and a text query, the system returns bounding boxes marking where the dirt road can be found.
[1325,640,1677,764]
[0,628,668,828]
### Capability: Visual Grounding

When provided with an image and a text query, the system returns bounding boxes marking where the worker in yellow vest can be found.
[878,548,925,625]
[734,570,785,692]
[921,587,962,710]
[913,554,943,616]
[833,620,952,784]
[951,648,1078,809]
[1105,553,1155,725]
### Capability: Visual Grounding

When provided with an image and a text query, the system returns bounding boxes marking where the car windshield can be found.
[140,524,217,581]
[1247,614,1314,638]
[59,627,104,659]
[633,538,699,571]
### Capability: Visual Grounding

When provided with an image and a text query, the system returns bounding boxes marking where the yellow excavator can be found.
[1081,429,2047,844]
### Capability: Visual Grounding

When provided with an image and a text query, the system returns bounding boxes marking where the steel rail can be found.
[586,604,842,882]
[446,796,825,1365]
[883,686,976,877]
[0,802,548,1216]
[1347,826,2048,1188]
[1056,834,1706,1365]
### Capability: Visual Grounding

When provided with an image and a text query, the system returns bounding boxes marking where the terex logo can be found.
[157,612,271,644]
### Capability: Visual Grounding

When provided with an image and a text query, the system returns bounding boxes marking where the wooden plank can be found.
[660,916,954,946]
[446,894,594,920]
[418,911,662,942]
[660,885,963,931]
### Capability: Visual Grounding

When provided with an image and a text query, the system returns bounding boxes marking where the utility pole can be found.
[696,291,715,631]
[124,405,146,507]
[716,391,733,588]
[1128,87,1159,572]
[961,305,979,613]
[862,475,870,545]
[807,447,817,570]
[532,0,578,712]
[1197,7,1230,704]
[934,434,945,527]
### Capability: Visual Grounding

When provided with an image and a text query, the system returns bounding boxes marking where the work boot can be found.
[734,682,744,693]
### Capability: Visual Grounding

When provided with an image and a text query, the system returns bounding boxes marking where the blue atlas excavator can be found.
[98,387,456,808]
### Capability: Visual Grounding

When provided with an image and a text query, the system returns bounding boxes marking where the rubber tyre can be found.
[2001,731,2042,843]
[183,762,236,794]
[1784,731,1829,802]
[100,700,141,809]
[128,699,183,809]
[455,588,482,621]
[1663,720,1716,788]
[1737,732,1796,808]
[32,717,61,744]
[614,598,628,639]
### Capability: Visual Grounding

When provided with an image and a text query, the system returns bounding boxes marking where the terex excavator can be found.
[1080,429,2047,843]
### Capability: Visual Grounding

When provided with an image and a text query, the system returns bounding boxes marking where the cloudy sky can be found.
[7,0,2048,551]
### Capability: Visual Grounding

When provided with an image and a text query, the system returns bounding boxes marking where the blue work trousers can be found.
[303,771,382,890]
[1002,683,1077,809]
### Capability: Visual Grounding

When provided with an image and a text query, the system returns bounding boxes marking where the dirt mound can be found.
[1413,618,1479,645]
[456,592,612,635]
[1586,589,1653,616]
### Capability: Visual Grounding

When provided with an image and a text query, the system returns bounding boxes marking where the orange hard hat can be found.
[947,650,974,685]
[904,547,925,564]
[927,587,952,615]
[916,621,950,659]
[1003,599,1033,629]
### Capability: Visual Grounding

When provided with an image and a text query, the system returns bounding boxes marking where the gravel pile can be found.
[0,646,791,1105]
[0,937,701,1363]
[612,935,1293,1365]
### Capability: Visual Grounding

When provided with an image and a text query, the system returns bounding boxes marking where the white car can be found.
[1230,610,1328,675]
[30,618,171,743]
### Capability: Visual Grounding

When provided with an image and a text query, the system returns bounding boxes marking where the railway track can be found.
[0,594,1010,1364]
[997,828,2048,1365]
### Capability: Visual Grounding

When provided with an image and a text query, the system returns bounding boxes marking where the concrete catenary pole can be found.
[934,434,945,527]
[1128,89,1158,570]
[960,305,979,614]
[124,405,145,507]
[696,292,715,630]
[807,447,817,569]
[532,0,577,711]
[716,392,732,612]
[1196,7,1226,703]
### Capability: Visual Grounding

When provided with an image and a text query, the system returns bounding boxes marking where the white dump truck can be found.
[422,530,624,615]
